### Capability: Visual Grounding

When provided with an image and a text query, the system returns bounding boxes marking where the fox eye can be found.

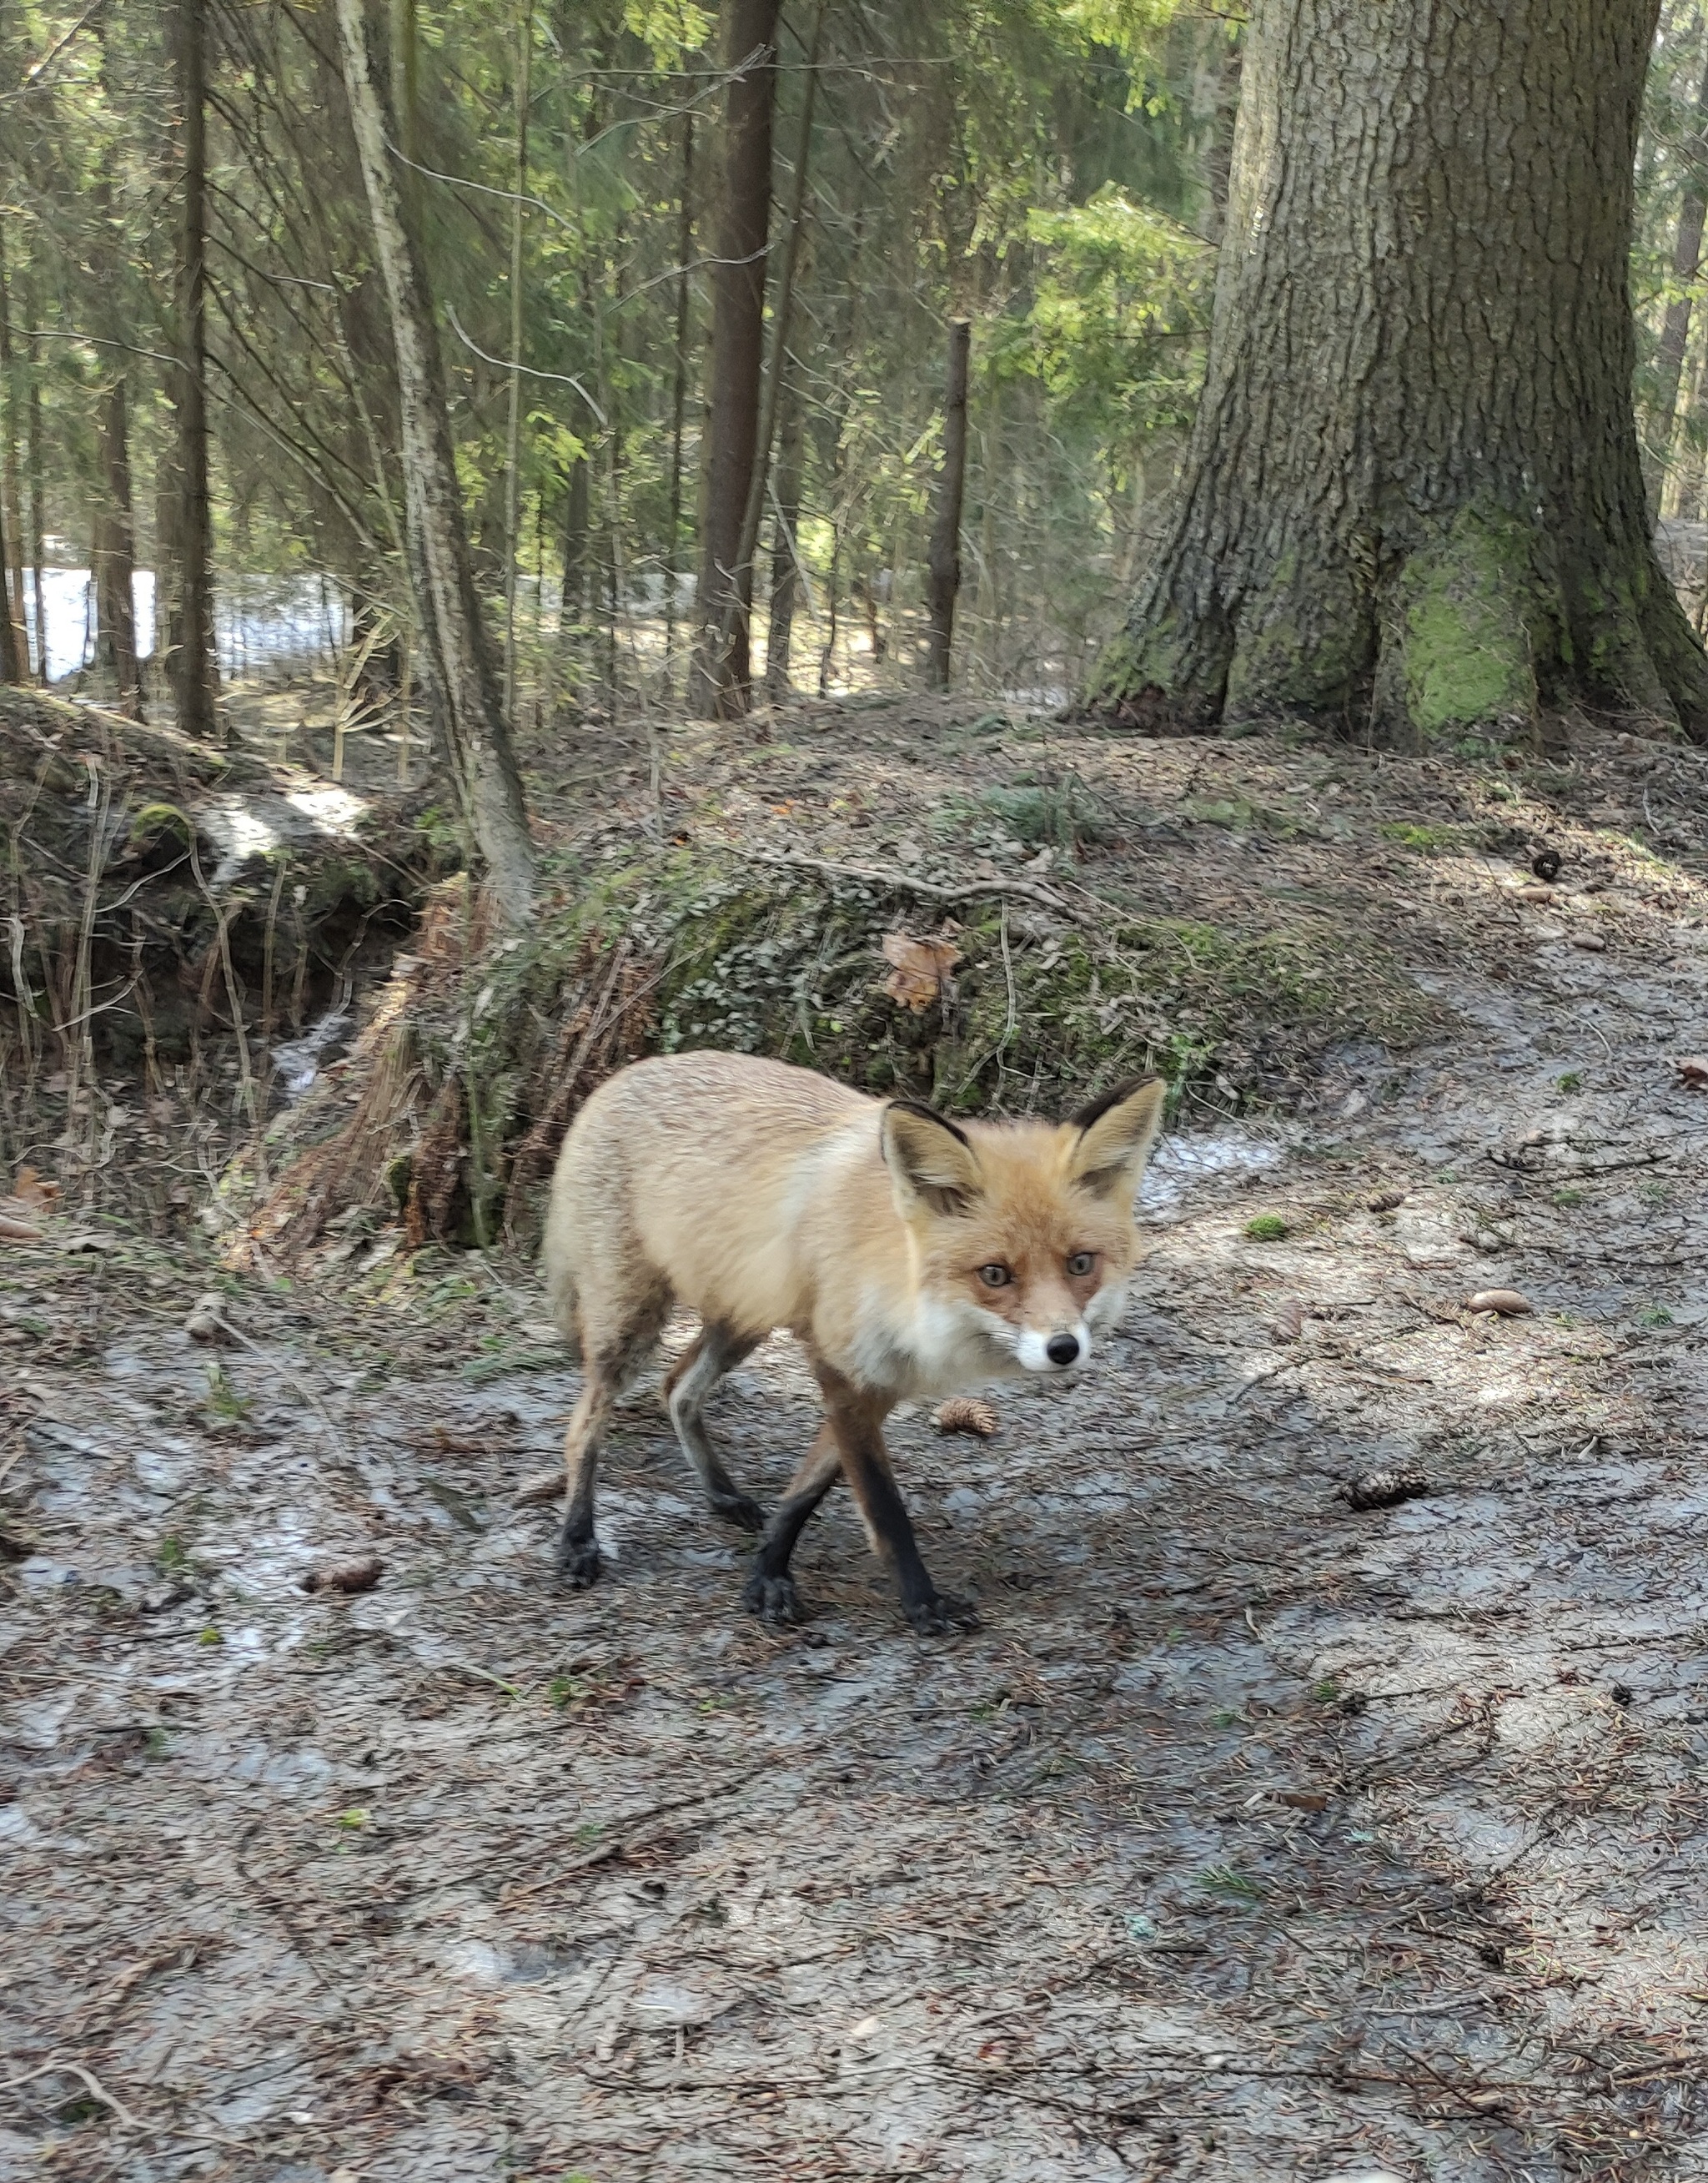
[977,1263,1012,1289]
[1067,1250,1095,1278]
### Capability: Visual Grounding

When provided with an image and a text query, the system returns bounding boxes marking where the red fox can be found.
[541,1053,1166,1634]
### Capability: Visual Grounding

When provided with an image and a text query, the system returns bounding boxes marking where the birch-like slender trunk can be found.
[335,0,536,923]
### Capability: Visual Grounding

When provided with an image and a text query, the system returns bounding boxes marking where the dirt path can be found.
[4,712,1708,2182]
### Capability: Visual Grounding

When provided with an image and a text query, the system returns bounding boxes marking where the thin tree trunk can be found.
[27,350,45,684]
[720,0,823,679]
[1108,0,1708,746]
[502,0,532,721]
[1645,46,1708,513]
[765,372,804,701]
[557,436,589,704]
[0,486,18,683]
[335,0,536,923]
[0,230,27,677]
[94,380,142,717]
[170,0,220,742]
[665,108,695,681]
[691,0,781,718]
[925,318,971,693]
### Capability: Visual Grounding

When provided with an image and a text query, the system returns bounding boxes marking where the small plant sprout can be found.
[1244,1213,1290,1242]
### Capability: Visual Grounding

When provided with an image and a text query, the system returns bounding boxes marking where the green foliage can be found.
[1243,1214,1289,1242]
[1007,188,1211,457]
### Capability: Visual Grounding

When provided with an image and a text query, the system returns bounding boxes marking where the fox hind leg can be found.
[556,1275,671,1588]
[664,1322,765,1532]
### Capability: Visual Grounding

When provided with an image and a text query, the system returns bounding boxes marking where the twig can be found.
[0,2056,143,2131]
[735,846,1072,916]
[500,1761,777,1901]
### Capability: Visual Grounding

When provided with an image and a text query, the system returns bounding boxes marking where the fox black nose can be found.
[1046,1332,1081,1367]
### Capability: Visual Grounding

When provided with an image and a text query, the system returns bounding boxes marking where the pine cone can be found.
[300,1553,384,1595]
[1337,1468,1432,1513]
[933,1396,1000,1438]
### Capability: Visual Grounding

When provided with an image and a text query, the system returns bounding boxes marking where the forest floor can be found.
[4,695,1708,2183]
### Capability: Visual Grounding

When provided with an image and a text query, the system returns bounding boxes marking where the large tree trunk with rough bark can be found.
[1104,0,1708,747]
[335,0,536,924]
[691,0,780,720]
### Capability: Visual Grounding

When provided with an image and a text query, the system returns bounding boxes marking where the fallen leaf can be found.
[882,930,962,1013]
[1468,1288,1532,1315]
[300,1553,383,1596]
[933,1396,999,1438]
[1570,932,1606,953]
[1675,1055,1708,1090]
[1274,1789,1329,1813]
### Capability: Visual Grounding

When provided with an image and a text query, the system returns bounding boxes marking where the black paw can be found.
[742,1569,807,1625]
[555,1534,604,1589]
[712,1491,766,1534]
[906,1590,981,1637]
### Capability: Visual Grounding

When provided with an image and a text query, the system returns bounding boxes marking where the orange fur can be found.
[539,1052,1166,1627]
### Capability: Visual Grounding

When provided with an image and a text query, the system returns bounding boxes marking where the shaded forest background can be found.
[4,0,1708,740]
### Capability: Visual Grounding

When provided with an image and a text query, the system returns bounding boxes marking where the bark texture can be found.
[170,0,221,742]
[691,0,781,719]
[925,318,971,693]
[335,0,536,923]
[0,234,27,678]
[94,380,142,717]
[1107,0,1708,746]
[764,374,804,700]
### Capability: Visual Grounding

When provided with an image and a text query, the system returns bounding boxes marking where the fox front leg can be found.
[819,1372,979,1637]
[742,1421,841,1626]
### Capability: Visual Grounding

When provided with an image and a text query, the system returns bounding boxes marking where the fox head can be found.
[880,1076,1167,1378]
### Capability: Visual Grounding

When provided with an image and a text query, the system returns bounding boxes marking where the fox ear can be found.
[882,1100,984,1219]
[1068,1075,1167,1200]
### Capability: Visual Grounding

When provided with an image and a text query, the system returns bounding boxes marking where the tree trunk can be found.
[0,487,18,683]
[94,380,143,717]
[170,0,221,743]
[764,373,804,701]
[925,318,971,693]
[1106,0,1708,747]
[0,231,27,677]
[665,107,695,680]
[501,0,532,722]
[1645,45,1708,512]
[335,0,536,923]
[691,0,781,719]
[27,350,45,684]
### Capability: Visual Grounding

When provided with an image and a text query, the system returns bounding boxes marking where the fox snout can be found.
[1012,1321,1091,1373]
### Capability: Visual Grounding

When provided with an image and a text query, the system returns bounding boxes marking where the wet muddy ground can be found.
[4,713,1708,2182]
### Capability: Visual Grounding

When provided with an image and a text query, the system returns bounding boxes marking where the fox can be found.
[540,1051,1167,1635]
